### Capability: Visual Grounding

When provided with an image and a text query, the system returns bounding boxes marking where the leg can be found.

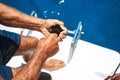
[15,35,39,62]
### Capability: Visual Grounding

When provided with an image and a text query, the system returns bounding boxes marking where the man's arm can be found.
[0,3,45,31]
[0,3,68,38]
[11,34,59,80]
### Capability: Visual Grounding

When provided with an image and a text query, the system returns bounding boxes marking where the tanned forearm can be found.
[12,48,48,80]
[12,34,59,80]
[0,3,45,32]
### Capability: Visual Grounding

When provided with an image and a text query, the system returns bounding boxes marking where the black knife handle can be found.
[49,25,63,36]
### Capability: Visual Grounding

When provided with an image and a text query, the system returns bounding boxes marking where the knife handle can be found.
[49,25,63,36]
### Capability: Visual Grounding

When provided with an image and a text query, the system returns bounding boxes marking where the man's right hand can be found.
[42,19,68,39]
[37,34,59,58]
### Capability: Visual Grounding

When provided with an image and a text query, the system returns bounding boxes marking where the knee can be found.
[19,36,39,50]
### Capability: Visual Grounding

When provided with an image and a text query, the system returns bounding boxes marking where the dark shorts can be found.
[0,30,21,79]
[0,65,13,80]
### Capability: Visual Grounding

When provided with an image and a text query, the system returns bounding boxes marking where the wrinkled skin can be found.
[0,3,67,39]
[0,3,67,80]
[12,34,59,80]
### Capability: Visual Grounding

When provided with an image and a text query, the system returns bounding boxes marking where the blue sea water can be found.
[0,0,120,53]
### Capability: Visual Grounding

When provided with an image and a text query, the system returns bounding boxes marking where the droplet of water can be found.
[57,12,60,15]
[58,0,64,4]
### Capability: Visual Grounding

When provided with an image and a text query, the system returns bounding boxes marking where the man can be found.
[0,3,67,80]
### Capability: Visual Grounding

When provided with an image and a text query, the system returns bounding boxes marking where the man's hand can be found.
[37,33,59,57]
[0,3,68,39]
[41,19,68,39]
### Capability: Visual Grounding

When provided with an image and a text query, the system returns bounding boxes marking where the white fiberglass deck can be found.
[0,25,120,80]
[7,35,120,80]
